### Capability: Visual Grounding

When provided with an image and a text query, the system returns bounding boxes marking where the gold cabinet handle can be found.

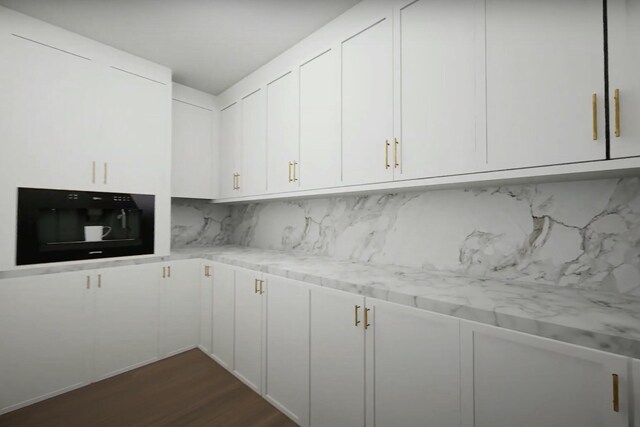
[259,279,265,295]
[612,374,620,412]
[254,278,259,294]
[162,266,166,279]
[394,138,399,168]
[354,305,361,326]
[385,140,390,169]
[288,162,293,183]
[92,161,96,184]
[86,275,91,290]
[204,265,210,277]
[167,266,171,278]
[293,161,298,182]
[614,89,621,138]
[103,162,108,184]
[364,307,371,329]
[236,173,240,190]
[97,274,102,288]
[592,93,598,141]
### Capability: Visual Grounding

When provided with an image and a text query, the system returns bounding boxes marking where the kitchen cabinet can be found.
[485,0,605,169]
[212,262,235,369]
[219,102,242,197]
[159,260,200,357]
[310,286,365,427]
[396,0,483,179]
[299,48,342,190]
[461,321,630,427]
[93,264,160,381]
[199,263,214,355]
[341,16,394,186]
[365,298,461,427]
[264,275,310,427]
[171,83,219,199]
[0,271,91,415]
[608,0,640,158]
[241,89,268,196]
[233,268,264,392]
[267,71,300,193]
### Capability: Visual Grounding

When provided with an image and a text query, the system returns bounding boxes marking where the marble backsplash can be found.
[171,178,640,296]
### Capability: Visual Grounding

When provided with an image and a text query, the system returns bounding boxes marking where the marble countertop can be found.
[2,245,640,359]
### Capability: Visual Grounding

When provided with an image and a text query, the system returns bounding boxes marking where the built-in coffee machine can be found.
[16,188,155,265]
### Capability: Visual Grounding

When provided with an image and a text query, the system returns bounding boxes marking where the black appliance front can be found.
[17,188,155,265]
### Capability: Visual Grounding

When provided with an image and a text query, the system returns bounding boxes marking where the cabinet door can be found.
[199,263,214,355]
[0,272,91,414]
[160,260,200,357]
[212,262,235,369]
[634,359,640,427]
[171,99,215,198]
[267,71,300,193]
[94,264,160,381]
[241,89,267,196]
[233,268,263,393]
[219,102,242,198]
[608,0,640,158]
[100,66,171,194]
[310,286,365,427]
[342,17,394,186]
[485,0,605,169]
[264,276,310,427]
[397,0,483,179]
[461,321,630,427]
[365,299,461,427]
[299,48,341,190]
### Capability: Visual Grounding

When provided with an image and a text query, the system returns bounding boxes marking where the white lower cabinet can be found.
[461,321,630,427]
[93,264,160,381]
[634,359,640,427]
[365,299,461,427]
[159,260,200,357]
[310,286,366,427]
[233,268,264,392]
[264,275,310,427]
[199,262,214,355]
[0,271,91,415]
[211,262,235,369]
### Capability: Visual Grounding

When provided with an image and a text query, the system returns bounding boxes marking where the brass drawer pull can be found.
[385,140,390,169]
[86,276,91,290]
[254,278,259,294]
[364,307,371,329]
[97,274,102,288]
[614,89,621,138]
[394,138,399,168]
[259,279,265,295]
[293,161,298,182]
[354,305,361,326]
[288,161,293,183]
[612,373,619,412]
[592,93,598,141]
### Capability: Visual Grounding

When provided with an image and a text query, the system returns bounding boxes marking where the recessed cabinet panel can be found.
[0,272,90,414]
[342,18,394,185]
[461,322,630,427]
[267,72,300,193]
[310,287,365,427]
[219,103,242,198]
[366,299,461,427]
[398,0,482,179]
[608,0,640,158]
[212,262,235,369]
[485,0,605,169]
[299,49,341,190]
[241,89,267,196]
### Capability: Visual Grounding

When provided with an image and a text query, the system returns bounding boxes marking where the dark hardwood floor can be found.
[0,349,297,427]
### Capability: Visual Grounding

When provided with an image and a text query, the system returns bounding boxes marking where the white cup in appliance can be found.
[84,225,112,242]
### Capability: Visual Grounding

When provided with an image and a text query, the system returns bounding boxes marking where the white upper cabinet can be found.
[171,83,219,199]
[299,48,342,190]
[608,0,640,158]
[219,102,242,198]
[342,16,394,185]
[241,89,268,196]
[267,71,300,193]
[485,0,605,169]
[396,0,484,179]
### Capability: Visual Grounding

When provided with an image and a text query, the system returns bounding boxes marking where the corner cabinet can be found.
[219,102,243,198]
[461,321,630,427]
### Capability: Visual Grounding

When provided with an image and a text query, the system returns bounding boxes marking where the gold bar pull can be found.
[103,162,108,184]
[236,173,240,190]
[592,93,598,141]
[259,279,265,295]
[614,89,621,137]
[293,161,298,182]
[254,278,259,294]
[204,265,210,277]
[364,307,371,330]
[612,374,620,412]
[92,161,96,184]
[354,305,361,326]
[162,266,166,279]
[97,274,102,288]
[394,138,399,168]
[288,161,293,183]
[167,266,171,278]
[86,276,91,290]
[385,140,390,169]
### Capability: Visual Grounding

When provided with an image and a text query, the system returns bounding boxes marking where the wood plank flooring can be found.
[0,349,297,427]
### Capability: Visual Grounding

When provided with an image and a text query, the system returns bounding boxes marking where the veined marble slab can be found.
[2,245,639,359]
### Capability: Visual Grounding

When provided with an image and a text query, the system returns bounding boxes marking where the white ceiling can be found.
[0,0,361,95]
